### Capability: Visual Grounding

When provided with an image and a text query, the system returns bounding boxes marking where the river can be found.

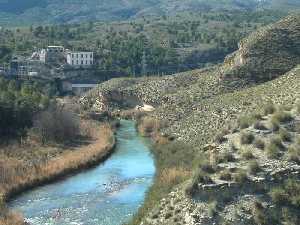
[9,120,155,225]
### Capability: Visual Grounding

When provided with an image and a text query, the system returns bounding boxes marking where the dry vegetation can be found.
[0,120,115,225]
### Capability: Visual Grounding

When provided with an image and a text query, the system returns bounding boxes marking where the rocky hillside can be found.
[81,14,300,147]
[81,14,300,225]
[143,101,300,225]
[221,14,300,85]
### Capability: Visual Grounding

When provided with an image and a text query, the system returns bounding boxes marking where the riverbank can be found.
[0,121,115,225]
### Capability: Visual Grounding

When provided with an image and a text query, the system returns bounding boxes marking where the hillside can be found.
[1,10,284,78]
[221,14,300,86]
[81,14,300,225]
[0,0,299,26]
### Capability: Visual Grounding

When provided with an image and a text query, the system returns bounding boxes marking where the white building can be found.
[66,52,94,67]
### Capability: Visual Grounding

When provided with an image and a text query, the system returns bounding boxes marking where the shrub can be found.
[296,100,300,114]
[266,139,282,159]
[138,116,160,136]
[241,148,254,160]
[208,201,218,217]
[287,146,300,163]
[252,200,267,225]
[264,102,276,115]
[238,116,253,129]
[270,187,288,204]
[185,170,213,196]
[199,160,215,174]
[215,132,227,144]
[219,170,232,181]
[254,138,265,150]
[240,132,255,145]
[279,128,292,142]
[271,111,293,124]
[219,152,235,163]
[233,170,248,183]
[247,160,261,175]
[32,104,80,144]
[270,117,280,132]
[254,121,268,130]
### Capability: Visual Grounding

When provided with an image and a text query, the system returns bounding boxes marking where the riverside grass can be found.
[0,122,115,225]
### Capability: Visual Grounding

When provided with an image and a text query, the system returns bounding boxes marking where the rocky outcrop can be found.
[221,14,300,84]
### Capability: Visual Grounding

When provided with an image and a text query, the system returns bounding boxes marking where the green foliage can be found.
[252,201,267,225]
[219,170,232,181]
[270,179,300,207]
[254,138,265,150]
[271,110,293,124]
[266,137,284,159]
[0,10,285,77]
[287,146,300,163]
[279,128,292,142]
[240,132,255,145]
[0,78,49,138]
[233,170,248,183]
[241,148,254,160]
[264,102,276,115]
[247,160,260,175]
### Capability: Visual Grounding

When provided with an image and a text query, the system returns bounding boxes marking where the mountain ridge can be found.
[0,0,299,26]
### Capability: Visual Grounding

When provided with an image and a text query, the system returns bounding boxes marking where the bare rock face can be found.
[221,14,300,85]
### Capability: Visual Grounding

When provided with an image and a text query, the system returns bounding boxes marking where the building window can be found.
[81,54,83,58]
[86,54,88,58]
[86,60,88,64]
[72,60,74,65]
[81,60,83,65]
[76,54,78,58]
[76,60,78,64]
[90,54,92,58]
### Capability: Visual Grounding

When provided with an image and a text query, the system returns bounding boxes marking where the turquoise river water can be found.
[9,120,155,225]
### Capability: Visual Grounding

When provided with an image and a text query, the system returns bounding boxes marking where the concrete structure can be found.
[66,52,94,67]
[62,81,97,95]
[39,46,65,64]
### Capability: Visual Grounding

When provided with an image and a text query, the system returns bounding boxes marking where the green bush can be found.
[215,132,227,144]
[264,102,276,115]
[241,148,255,160]
[199,160,215,174]
[219,170,232,181]
[254,121,268,130]
[233,170,248,183]
[208,201,218,217]
[240,132,255,145]
[270,187,288,204]
[287,146,300,163]
[254,138,265,150]
[270,117,280,132]
[247,160,261,175]
[219,152,235,163]
[185,170,213,196]
[279,128,292,142]
[238,116,253,129]
[270,179,300,207]
[266,138,283,159]
[252,200,267,225]
[271,111,293,124]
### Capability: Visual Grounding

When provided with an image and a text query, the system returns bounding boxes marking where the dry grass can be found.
[138,117,161,137]
[0,211,24,225]
[0,122,114,225]
[159,167,191,186]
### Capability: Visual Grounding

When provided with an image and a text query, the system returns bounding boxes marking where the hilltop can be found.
[81,14,300,225]
[0,0,299,26]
